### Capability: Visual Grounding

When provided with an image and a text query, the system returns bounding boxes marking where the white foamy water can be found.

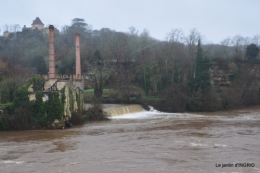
[190,143,208,147]
[214,144,228,147]
[0,161,24,164]
[109,110,168,119]
[109,111,207,119]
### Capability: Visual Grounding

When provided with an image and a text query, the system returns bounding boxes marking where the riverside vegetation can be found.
[0,75,107,130]
[1,18,260,130]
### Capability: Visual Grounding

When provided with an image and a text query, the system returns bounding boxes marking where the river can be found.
[0,105,260,173]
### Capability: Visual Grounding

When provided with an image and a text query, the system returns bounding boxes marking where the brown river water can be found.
[1,105,260,173]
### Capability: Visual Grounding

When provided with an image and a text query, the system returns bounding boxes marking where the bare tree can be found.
[3,24,9,32]
[11,24,21,32]
[128,26,139,36]
[231,35,244,58]
[139,29,157,53]
[186,28,202,45]
[86,50,114,98]
[166,28,184,43]
[185,28,202,59]
[221,37,232,58]
[252,35,260,46]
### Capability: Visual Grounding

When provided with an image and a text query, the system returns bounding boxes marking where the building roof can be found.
[32,17,44,25]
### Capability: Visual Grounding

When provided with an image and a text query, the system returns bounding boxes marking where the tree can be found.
[128,26,139,36]
[252,35,260,46]
[58,56,75,75]
[0,79,18,103]
[141,65,152,96]
[71,18,91,32]
[11,24,21,33]
[87,50,112,98]
[166,28,184,43]
[221,37,233,58]
[246,43,259,60]
[31,56,48,75]
[231,35,244,58]
[186,28,202,59]
[192,40,211,92]
[3,24,10,32]
[60,18,92,47]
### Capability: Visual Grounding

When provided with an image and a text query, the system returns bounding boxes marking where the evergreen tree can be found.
[31,56,48,75]
[141,66,152,96]
[193,40,211,91]
[173,60,180,83]
[246,43,259,59]
[92,50,103,98]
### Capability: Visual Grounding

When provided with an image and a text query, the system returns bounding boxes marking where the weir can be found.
[103,104,144,117]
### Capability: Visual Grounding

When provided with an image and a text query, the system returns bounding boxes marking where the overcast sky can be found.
[0,0,259,44]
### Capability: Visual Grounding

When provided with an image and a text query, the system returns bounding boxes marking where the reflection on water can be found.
[1,105,260,173]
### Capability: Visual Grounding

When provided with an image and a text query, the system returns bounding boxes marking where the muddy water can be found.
[1,106,260,173]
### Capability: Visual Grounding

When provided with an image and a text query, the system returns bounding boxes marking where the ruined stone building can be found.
[28,25,84,121]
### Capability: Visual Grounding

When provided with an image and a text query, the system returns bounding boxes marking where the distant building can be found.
[31,17,45,30]
[3,31,9,38]
[2,17,58,38]
[22,17,49,34]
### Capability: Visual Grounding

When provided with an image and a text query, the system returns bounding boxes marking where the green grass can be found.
[103,89,114,93]
[84,88,115,95]
[0,102,12,109]
[144,96,159,101]
[85,88,114,93]
[84,88,94,93]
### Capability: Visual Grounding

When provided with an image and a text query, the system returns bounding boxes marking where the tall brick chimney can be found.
[75,33,81,79]
[48,25,56,79]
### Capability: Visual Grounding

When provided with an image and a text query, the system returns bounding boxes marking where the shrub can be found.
[84,103,108,121]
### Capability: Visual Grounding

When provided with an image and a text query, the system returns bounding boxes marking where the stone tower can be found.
[75,33,82,79]
[48,25,56,79]
[31,17,44,30]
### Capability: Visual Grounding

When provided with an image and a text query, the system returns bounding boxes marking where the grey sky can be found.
[0,0,259,44]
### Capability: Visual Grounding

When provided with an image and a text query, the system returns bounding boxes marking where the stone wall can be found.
[209,61,235,86]
[28,78,84,121]
[210,60,260,87]
[31,24,44,30]
[61,80,84,120]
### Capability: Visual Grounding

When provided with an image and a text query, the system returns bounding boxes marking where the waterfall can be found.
[103,104,144,117]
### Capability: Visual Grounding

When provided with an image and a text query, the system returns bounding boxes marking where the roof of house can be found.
[32,17,44,25]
